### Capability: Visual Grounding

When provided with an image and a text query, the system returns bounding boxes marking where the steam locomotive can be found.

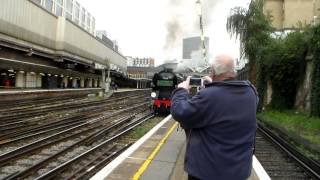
[151,69,179,114]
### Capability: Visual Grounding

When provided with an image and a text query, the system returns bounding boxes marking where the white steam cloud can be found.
[164,0,222,71]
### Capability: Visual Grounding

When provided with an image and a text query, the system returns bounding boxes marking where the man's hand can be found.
[178,76,191,90]
[202,76,212,84]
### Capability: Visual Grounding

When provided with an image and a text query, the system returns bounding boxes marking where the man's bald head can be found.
[210,54,237,80]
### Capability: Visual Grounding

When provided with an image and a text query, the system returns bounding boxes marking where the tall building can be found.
[30,0,95,35]
[264,0,320,30]
[183,36,209,59]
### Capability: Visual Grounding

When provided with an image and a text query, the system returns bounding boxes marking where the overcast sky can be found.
[77,0,250,65]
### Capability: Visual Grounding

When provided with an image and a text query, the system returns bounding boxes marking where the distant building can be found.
[264,0,320,30]
[30,0,95,35]
[126,57,156,79]
[126,57,155,68]
[183,36,209,59]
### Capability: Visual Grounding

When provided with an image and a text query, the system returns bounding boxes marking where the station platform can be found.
[114,88,150,93]
[0,88,149,102]
[0,88,102,94]
[0,88,103,102]
[91,115,270,180]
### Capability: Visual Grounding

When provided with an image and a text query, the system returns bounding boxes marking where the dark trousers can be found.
[188,174,201,180]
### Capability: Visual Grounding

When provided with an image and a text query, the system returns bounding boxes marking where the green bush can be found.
[263,32,308,110]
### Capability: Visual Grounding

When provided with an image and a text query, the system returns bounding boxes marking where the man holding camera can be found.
[170,54,257,180]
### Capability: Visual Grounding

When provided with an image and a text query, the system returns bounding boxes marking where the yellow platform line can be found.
[132,122,178,180]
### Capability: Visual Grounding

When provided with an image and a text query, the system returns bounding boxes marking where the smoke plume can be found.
[164,0,221,59]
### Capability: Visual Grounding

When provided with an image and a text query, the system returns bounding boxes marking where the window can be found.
[87,13,91,28]
[44,0,53,12]
[56,0,63,5]
[81,8,86,27]
[91,17,96,33]
[73,2,80,24]
[74,4,80,18]
[56,5,63,16]
[66,0,73,12]
[55,0,63,16]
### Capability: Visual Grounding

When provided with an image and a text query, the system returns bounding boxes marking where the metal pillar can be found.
[102,70,106,90]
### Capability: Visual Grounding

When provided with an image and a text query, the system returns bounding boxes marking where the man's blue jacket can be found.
[171,81,257,180]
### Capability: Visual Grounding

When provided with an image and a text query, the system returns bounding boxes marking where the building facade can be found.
[126,57,156,79]
[96,31,119,53]
[183,36,209,59]
[264,0,320,30]
[126,57,155,68]
[0,0,127,89]
[31,0,95,35]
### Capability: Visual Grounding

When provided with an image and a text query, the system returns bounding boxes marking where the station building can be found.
[126,57,156,89]
[30,0,96,35]
[0,0,127,89]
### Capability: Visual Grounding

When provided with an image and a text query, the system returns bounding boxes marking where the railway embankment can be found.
[258,110,320,161]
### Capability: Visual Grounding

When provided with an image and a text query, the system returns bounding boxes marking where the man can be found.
[171,54,257,180]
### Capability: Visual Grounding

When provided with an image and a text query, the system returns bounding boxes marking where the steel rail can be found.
[0,96,148,140]
[5,114,139,180]
[0,94,147,122]
[0,103,149,167]
[35,114,154,180]
[0,96,86,110]
[258,122,320,179]
[70,144,131,180]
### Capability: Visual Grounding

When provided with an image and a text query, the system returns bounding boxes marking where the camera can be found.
[190,77,203,86]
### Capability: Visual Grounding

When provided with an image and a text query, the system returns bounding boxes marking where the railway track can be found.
[0,99,149,155]
[0,99,142,143]
[0,94,148,133]
[0,89,153,179]
[255,122,320,180]
[0,91,149,123]
[1,112,152,180]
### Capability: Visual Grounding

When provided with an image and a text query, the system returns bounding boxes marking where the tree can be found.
[227,0,272,84]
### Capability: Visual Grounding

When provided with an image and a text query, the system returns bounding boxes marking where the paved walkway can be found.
[140,124,187,180]
[91,115,267,180]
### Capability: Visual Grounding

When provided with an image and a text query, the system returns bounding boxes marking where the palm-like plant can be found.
[227,0,272,84]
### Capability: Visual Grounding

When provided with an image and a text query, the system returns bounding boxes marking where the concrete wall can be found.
[0,0,127,71]
[0,0,57,49]
[264,0,284,30]
[264,0,316,30]
[284,0,314,28]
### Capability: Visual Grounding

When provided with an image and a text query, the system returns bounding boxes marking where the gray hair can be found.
[212,55,236,75]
